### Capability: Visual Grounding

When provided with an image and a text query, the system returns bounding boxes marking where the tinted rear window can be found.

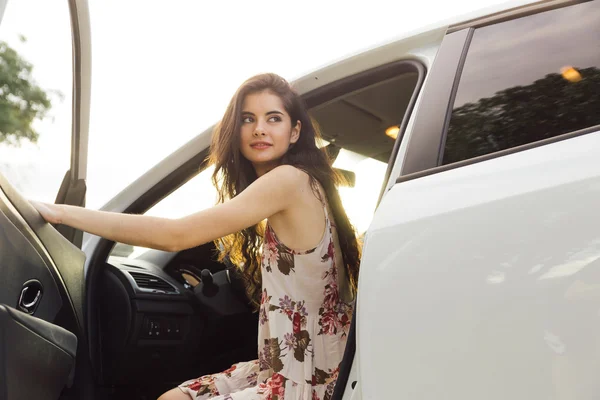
[442,1,600,165]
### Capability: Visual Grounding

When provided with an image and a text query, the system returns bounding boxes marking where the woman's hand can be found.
[31,201,64,225]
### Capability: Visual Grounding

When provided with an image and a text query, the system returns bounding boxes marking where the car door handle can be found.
[18,280,43,314]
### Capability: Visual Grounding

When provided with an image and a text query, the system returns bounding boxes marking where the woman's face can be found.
[239,90,301,176]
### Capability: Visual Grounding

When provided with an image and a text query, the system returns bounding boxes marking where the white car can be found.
[0,0,599,399]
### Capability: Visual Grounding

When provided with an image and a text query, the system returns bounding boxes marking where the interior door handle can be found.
[18,280,43,314]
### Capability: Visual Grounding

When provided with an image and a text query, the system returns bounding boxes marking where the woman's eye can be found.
[268,116,282,122]
[242,116,253,123]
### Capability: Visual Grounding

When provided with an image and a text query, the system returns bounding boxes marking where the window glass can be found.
[0,1,72,202]
[443,1,600,165]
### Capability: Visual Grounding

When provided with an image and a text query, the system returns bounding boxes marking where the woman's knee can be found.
[157,387,191,400]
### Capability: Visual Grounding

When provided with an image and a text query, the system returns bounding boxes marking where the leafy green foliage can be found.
[0,38,52,146]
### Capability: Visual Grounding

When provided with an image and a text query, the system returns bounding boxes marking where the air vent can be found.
[122,263,144,269]
[128,272,177,293]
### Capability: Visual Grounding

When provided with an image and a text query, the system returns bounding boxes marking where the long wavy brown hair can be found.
[209,73,360,309]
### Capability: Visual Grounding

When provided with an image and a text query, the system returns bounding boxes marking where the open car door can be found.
[0,0,91,399]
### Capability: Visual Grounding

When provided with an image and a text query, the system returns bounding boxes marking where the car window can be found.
[0,1,72,203]
[442,1,600,165]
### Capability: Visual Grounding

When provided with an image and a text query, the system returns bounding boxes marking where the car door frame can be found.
[81,40,437,389]
[52,0,92,249]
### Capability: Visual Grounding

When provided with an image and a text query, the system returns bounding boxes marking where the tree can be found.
[0,37,52,146]
[444,67,600,164]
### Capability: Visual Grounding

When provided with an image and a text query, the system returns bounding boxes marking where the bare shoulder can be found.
[262,165,311,188]
[257,166,315,210]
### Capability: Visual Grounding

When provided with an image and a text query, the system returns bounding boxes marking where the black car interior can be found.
[0,174,86,400]
[95,244,258,399]
[0,304,77,400]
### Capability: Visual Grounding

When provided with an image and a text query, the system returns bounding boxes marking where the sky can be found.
[0,0,519,218]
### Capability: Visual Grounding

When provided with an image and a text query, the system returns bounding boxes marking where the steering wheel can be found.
[193,267,252,316]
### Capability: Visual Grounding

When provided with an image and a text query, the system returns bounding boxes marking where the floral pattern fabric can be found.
[178,204,354,400]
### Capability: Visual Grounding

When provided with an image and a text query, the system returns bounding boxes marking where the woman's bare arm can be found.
[32,165,307,252]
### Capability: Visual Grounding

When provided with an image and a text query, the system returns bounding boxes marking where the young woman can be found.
[33,73,361,400]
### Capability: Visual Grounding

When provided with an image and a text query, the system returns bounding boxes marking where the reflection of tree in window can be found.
[443,67,600,165]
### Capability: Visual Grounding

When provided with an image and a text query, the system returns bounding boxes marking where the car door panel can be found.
[0,184,63,321]
[0,304,77,400]
[0,173,86,331]
[0,172,86,399]
[358,130,600,399]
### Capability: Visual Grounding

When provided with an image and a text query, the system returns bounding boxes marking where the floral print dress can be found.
[178,204,354,400]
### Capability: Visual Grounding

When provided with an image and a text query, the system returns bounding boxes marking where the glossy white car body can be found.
[358,131,600,399]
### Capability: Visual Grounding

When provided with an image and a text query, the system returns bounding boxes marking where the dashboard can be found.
[95,242,258,391]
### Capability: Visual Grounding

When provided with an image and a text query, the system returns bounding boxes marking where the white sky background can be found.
[0,0,516,213]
